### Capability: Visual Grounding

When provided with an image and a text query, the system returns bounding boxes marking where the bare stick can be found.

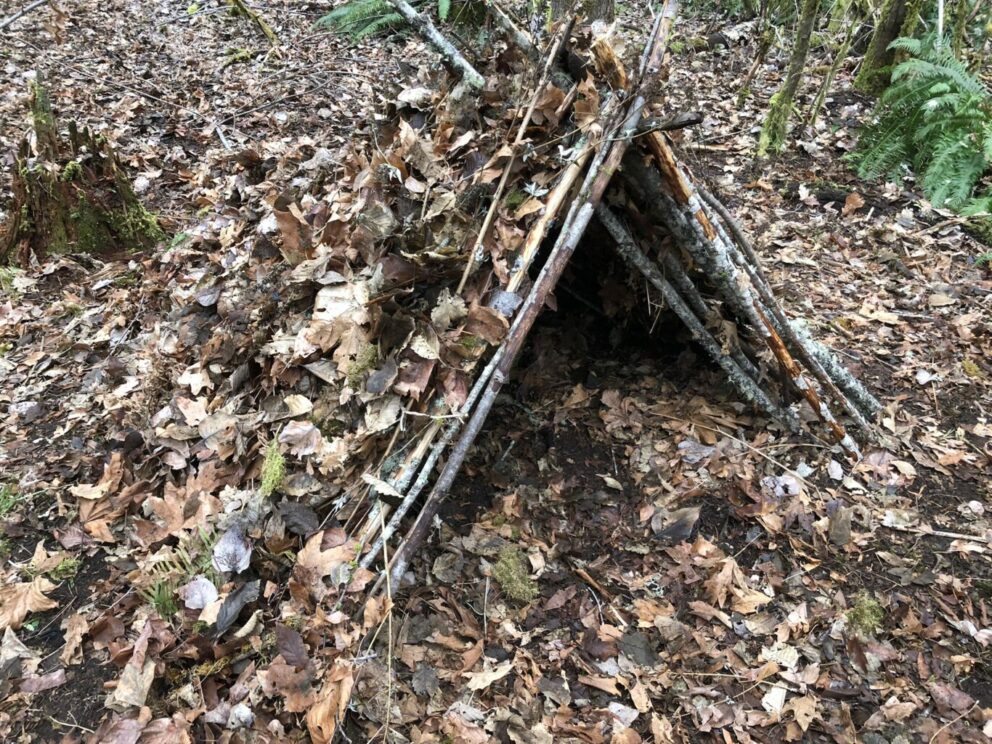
[359,346,505,570]
[637,111,704,134]
[1,0,50,31]
[387,0,485,90]
[488,1,539,60]
[617,163,763,383]
[385,0,680,587]
[457,18,574,293]
[506,136,594,293]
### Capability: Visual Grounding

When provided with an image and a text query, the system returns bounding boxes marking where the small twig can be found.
[911,214,987,237]
[380,509,395,742]
[45,715,95,735]
[882,524,992,545]
[0,0,50,31]
[928,702,978,743]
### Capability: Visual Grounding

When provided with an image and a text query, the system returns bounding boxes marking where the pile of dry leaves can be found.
[0,1,990,743]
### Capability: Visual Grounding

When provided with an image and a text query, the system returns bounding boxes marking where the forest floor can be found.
[1,1,991,743]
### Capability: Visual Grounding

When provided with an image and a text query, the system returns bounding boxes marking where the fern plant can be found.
[855,36,992,213]
[317,0,453,40]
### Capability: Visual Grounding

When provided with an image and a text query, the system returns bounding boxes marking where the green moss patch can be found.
[492,546,538,604]
[847,592,885,635]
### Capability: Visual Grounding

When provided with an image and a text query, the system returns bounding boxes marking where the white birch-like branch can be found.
[388,0,485,90]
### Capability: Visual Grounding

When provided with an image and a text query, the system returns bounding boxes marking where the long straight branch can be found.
[488,1,539,60]
[598,206,789,422]
[0,0,49,31]
[696,184,880,423]
[645,135,860,456]
[617,163,764,384]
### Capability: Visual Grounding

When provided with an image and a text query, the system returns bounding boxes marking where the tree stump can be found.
[0,84,164,266]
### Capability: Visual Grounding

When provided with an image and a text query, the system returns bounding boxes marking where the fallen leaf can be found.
[786,694,817,731]
[307,660,354,744]
[179,575,219,609]
[464,660,514,691]
[20,668,67,693]
[841,192,865,216]
[0,577,58,631]
[60,613,89,665]
[212,527,252,574]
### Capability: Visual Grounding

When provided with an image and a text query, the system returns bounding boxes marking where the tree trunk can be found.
[854,0,916,94]
[0,84,164,266]
[757,0,819,155]
[808,21,858,127]
[949,0,974,55]
[552,0,615,22]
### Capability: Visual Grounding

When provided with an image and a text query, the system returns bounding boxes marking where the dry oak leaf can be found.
[294,529,360,600]
[258,655,317,712]
[842,192,865,217]
[463,660,514,691]
[0,577,58,630]
[307,659,354,744]
[60,613,89,665]
[786,694,817,732]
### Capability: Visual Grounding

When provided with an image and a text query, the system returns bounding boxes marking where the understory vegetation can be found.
[317,0,455,39]
[856,35,992,214]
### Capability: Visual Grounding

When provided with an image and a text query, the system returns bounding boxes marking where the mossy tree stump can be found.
[0,84,164,266]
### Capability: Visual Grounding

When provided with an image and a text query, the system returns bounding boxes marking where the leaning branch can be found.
[388,0,485,90]
[457,18,574,293]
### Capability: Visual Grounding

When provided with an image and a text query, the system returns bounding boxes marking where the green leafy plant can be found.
[855,36,992,213]
[141,578,179,621]
[138,528,219,620]
[316,0,456,40]
[0,484,19,518]
[317,0,410,40]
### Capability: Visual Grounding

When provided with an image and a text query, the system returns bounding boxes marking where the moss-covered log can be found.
[0,84,164,266]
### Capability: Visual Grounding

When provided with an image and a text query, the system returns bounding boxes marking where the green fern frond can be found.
[857,34,992,210]
[317,0,459,40]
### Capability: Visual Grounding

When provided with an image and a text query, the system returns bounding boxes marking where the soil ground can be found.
[0,1,990,743]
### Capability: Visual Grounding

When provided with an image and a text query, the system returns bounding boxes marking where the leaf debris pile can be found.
[0,1,990,742]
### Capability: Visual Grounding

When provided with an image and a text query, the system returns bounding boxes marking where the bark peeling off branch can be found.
[644,137,861,456]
